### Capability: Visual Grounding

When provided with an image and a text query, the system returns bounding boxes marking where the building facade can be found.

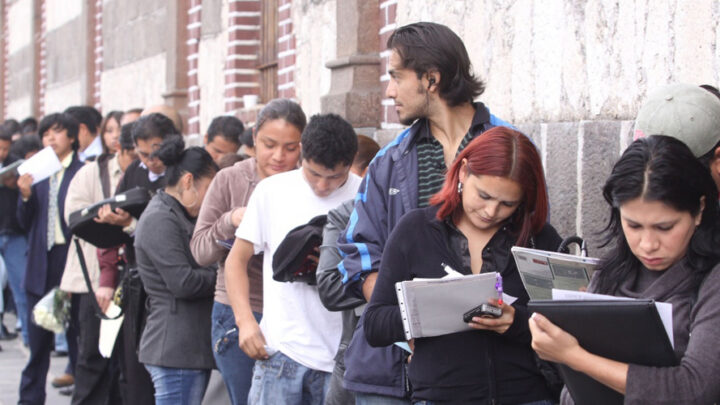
[1,0,719,250]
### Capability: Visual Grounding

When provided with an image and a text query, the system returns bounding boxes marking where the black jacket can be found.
[0,154,24,235]
[364,206,562,403]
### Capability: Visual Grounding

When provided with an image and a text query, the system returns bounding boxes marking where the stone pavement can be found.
[0,312,70,405]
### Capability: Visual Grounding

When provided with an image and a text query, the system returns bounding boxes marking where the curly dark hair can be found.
[301,114,357,169]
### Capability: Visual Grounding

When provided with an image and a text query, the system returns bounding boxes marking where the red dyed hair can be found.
[429,126,549,246]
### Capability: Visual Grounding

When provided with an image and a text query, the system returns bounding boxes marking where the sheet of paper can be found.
[17,146,62,185]
[0,159,24,183]
[512,247,599,300]
[551,288,674,347]
[98,303,124,358]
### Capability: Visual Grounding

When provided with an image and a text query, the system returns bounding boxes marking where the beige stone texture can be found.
[8,0,32,54]
[44,80,83,113]
[6,95,32,121]
[293,0,337,116]
[100,53,167,112]
[45,0,82,32]
[395,0,720,124]
[197,0,229,134]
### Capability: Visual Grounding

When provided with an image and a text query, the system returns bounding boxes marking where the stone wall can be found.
[197,0,228,135]
[5,0,34,119]
[99,0,168,111]
[293,0,336,117]
[43,0,84,113]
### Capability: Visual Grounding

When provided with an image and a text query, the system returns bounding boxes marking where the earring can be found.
[457,181,463,194]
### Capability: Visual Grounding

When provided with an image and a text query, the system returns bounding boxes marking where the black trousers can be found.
[70,292,122,405]
[18,245,69,405]
[117,308,154,405]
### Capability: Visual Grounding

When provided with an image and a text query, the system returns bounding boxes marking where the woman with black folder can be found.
[529,135,720,405]
[364,127,562,405]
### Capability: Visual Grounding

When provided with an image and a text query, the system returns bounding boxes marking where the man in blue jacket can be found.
[337,22,513,403]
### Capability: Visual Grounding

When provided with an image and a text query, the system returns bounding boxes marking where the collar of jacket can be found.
[392,101,492,161]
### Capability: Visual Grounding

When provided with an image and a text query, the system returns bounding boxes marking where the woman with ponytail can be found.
[363,126,562,404]
[134,135,219,405]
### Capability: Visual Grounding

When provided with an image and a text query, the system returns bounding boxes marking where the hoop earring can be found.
[180,188,199,208]
[457,181,463,194]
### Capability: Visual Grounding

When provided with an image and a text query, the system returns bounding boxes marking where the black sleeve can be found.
[364,221,412,347]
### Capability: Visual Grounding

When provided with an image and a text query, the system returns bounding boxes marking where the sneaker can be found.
[51,373,74,388]
[59,385,74,396]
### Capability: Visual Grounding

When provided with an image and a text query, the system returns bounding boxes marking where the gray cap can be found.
[634,83,720,157]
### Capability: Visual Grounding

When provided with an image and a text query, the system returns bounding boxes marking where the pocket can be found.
[213,326,238,355]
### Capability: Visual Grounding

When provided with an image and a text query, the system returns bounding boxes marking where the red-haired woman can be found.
[363,126,562,405]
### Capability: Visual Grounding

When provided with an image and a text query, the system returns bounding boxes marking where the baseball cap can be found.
[634,83,720,157]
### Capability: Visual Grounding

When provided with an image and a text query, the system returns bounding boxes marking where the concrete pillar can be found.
[321,0,381,132]
[163,0,189,132]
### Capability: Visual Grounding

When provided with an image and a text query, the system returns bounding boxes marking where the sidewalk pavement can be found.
[0,312,70,405]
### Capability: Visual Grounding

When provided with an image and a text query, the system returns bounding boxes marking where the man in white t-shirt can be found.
[225,113,362,405]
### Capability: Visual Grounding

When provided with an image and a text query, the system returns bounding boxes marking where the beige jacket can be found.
[60,155,123,293]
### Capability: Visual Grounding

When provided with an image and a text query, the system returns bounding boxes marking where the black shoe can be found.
[59,385,74,396]
[0,324,17,340]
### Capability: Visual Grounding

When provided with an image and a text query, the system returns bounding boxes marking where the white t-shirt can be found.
[235,168,361,372]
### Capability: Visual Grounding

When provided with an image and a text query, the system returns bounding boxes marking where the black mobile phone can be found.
[463,303,502,322]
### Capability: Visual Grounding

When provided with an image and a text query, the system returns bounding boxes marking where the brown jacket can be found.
[190,158,263,312]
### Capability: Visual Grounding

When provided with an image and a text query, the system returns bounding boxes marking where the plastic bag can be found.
[32,287,71,333]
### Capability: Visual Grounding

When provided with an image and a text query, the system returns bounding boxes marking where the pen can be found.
[495,273,503,306]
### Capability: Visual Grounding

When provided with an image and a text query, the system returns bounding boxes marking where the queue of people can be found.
[0,20,719,405]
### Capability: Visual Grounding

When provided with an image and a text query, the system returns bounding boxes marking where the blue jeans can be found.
[145,364,211,405]
[0,233,28,343]
[212,301,261,405]
[248,351,331,405]
[356,392,411,404]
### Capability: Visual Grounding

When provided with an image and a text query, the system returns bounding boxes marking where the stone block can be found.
[580,120,621,256]
[201,0,223,37]
[544,122,579,241]
[45,18,84,85]
[374,128,404,148]
[8,46,33,99]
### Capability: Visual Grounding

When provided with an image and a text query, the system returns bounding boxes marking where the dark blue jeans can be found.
[212,301,261,405]
[0,233,28,344]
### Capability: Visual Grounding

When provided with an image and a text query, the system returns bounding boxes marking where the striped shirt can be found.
[416,122,479,207]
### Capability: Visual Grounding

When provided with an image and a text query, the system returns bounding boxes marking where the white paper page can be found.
[98,303,124,358]
[17,146,62,184]
[551,288,674,348]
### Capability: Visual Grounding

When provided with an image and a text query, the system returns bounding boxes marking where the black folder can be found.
[528,299,677,405]
[68,187,152,248]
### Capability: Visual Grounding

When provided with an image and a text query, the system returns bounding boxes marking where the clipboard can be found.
[395,272,500,339]
[528,299,677,405]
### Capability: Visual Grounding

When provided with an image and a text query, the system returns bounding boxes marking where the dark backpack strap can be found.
[74,238,123,320]
[97,154,112,199]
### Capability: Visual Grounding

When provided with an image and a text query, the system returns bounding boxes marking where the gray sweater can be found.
[560,260,720,405]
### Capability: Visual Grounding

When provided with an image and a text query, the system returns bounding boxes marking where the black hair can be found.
[119,123,135,151]
[38,113,80,151]
[20,117,38,135]
[206,115,244,145]
[64,106,102,134]
[240,127,254,148]
[255,99,307,134]
[301,114,358,169]
[131,113,177,143]
[2,119,21,136]
[0,129,11,143]
[99,110,124,153]
[594,135,720,294]
[126,107,143,115]
[152,135,218,186]
[9,134,42,158]
[387,22,485,107]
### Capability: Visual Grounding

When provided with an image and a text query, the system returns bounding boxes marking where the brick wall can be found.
[187,0,202,137]
[277,0,294,99]
[378,0,398,129]
[224,0,260,114]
